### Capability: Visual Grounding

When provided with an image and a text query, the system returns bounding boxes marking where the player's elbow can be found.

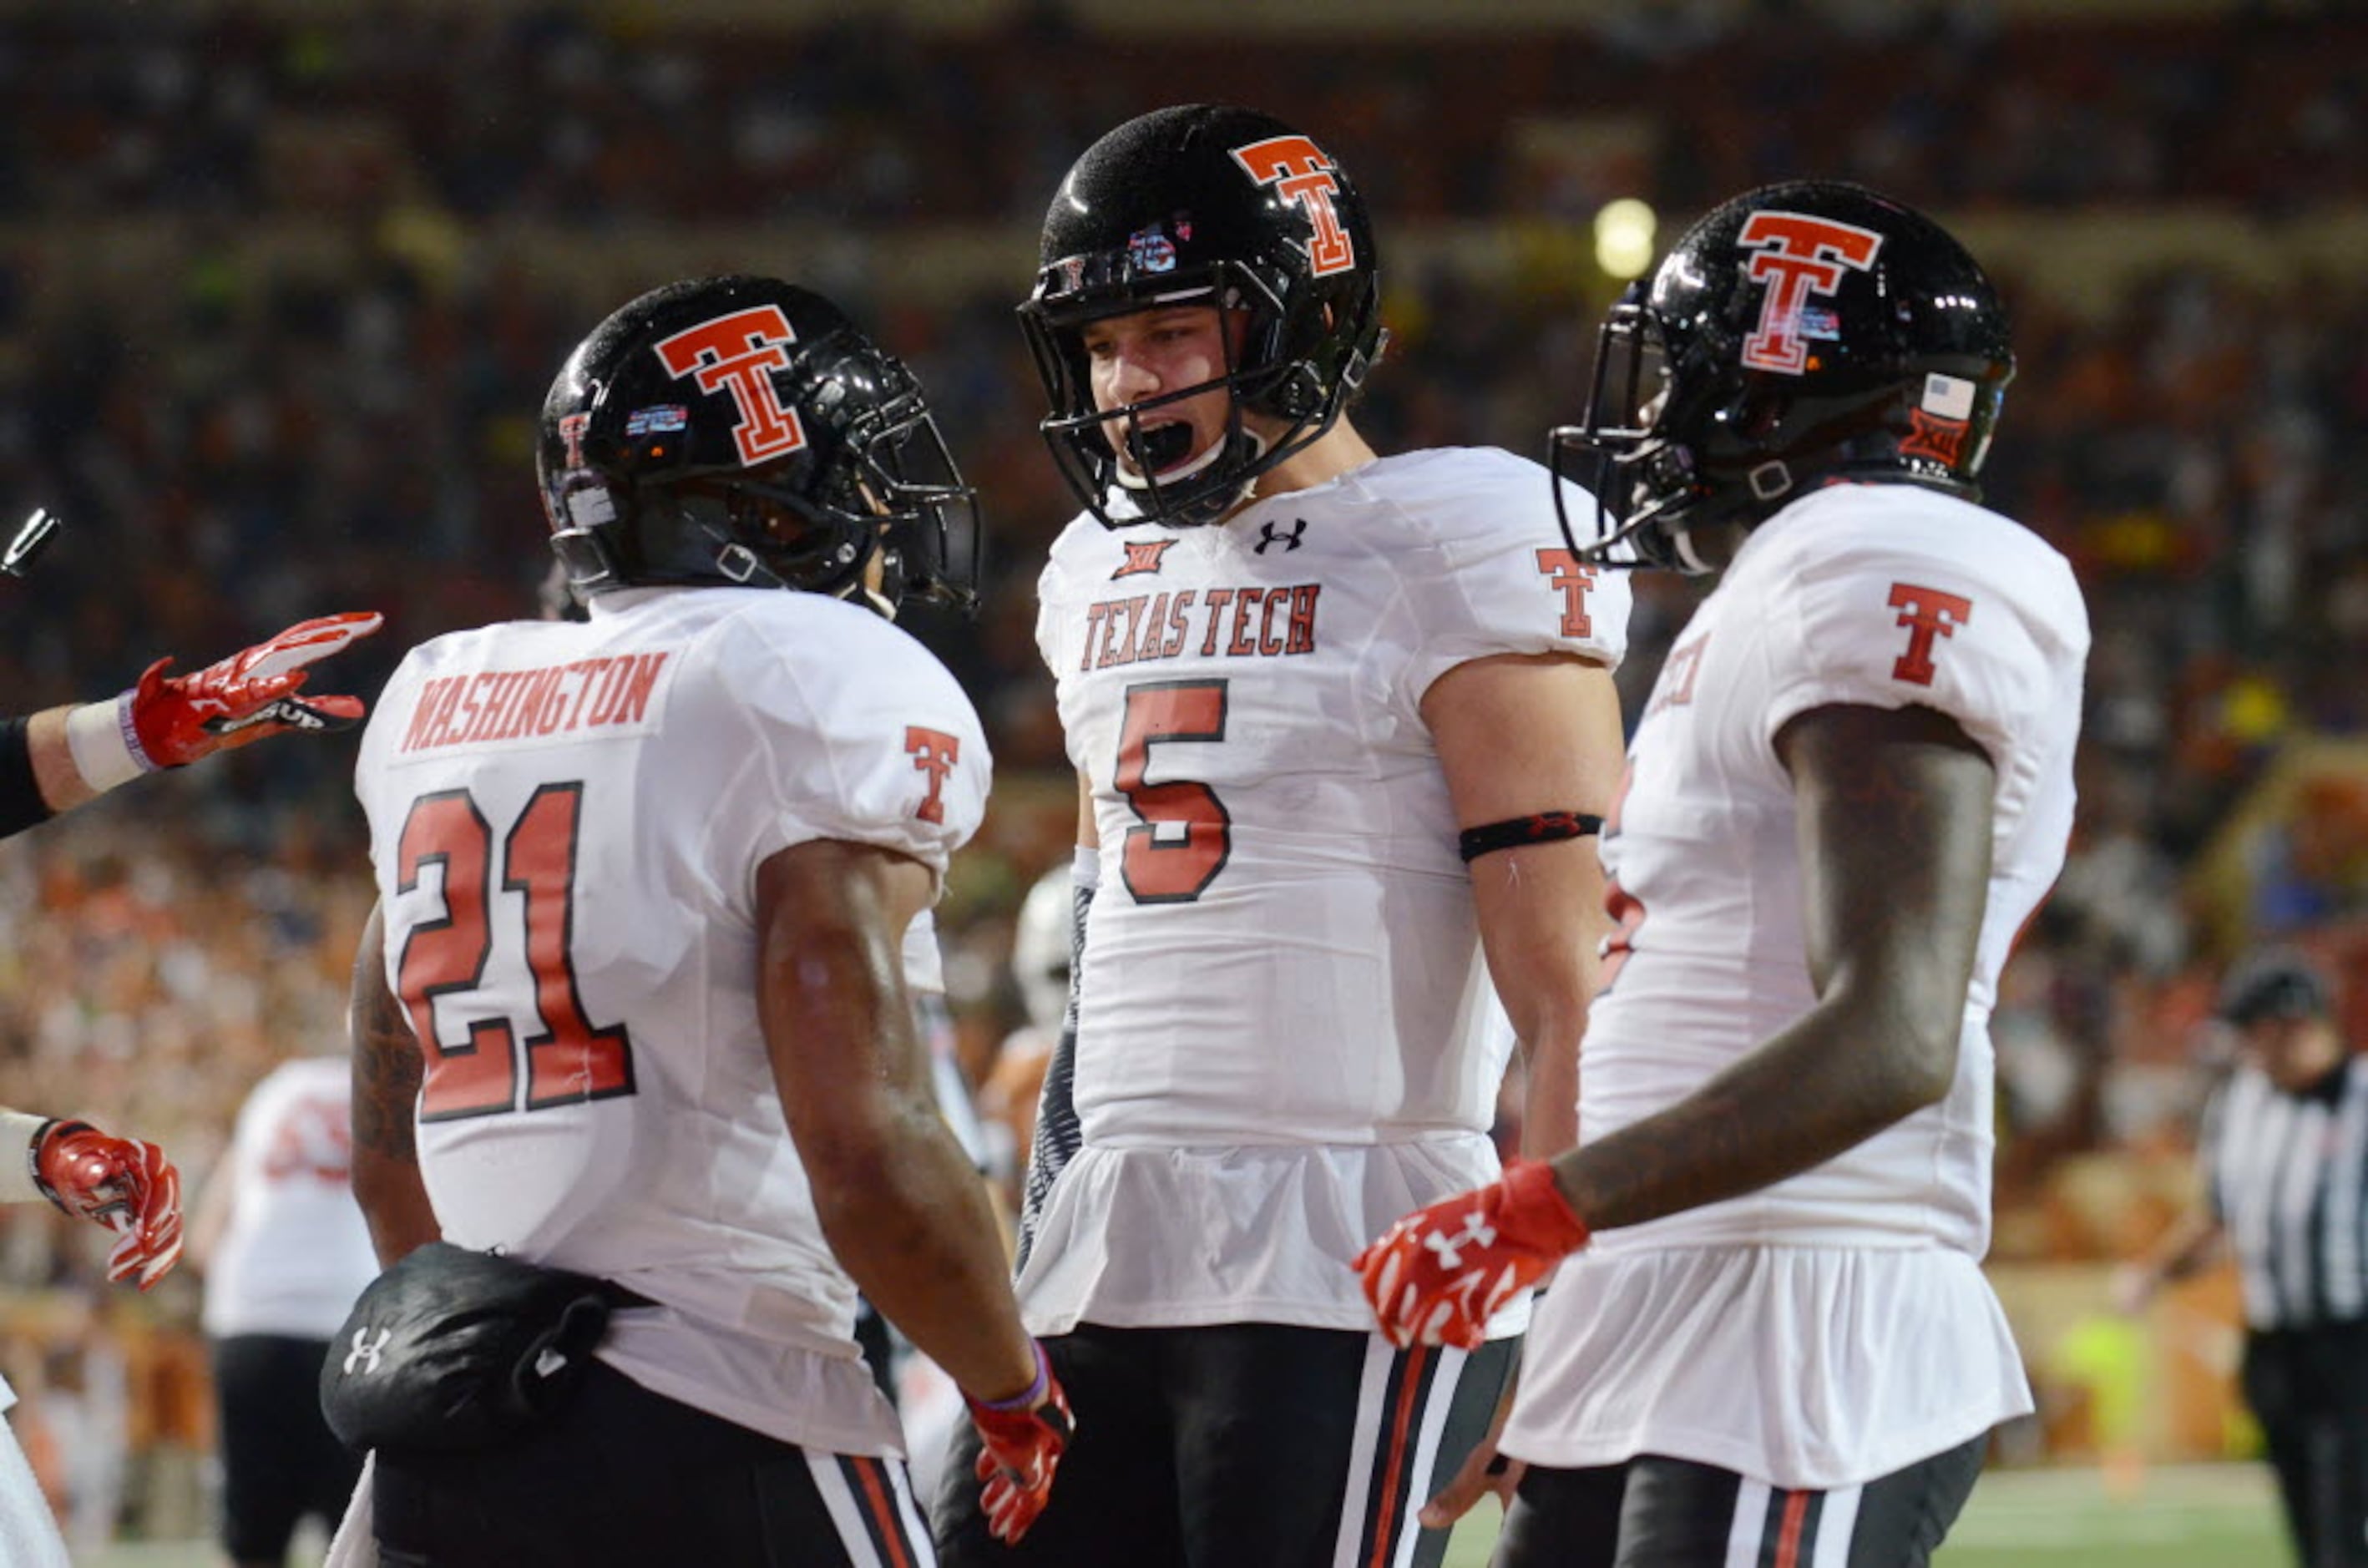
[797,1102,931,1227]
[1818,953,1966,1124]
[1869,1005,1961,1120]
[802,1129,950,1291]
[800,1130,892,1222]
[1812,979,1961,1130]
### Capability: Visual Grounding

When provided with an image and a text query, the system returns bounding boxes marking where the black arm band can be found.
[1459,811,1604,862]
[0,716,52,842]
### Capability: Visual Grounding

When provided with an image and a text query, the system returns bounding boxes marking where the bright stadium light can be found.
[1594,198,1658,281]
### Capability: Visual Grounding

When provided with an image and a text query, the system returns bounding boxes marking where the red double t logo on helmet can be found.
[1230,135,1356,277]
[1736,211,1885,376]
[651,306,809,466]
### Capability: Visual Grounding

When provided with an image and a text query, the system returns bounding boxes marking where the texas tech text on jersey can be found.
[1075,584,1321,670]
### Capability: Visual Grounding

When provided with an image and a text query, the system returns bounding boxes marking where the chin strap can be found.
[1672,527,1722,575]
[707,534,788,590]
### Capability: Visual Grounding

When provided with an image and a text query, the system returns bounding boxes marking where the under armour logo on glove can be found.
[1422,1211,1500,1271]
[345,1327,392,1375]
[1354,1160,1592,1349]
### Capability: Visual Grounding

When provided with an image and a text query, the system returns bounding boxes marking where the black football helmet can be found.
[538,276,979,615]
[1019,104,1385,529]
[1551,180,2014,573]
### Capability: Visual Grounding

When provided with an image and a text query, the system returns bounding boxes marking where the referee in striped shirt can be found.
[2120,948,2365,1568]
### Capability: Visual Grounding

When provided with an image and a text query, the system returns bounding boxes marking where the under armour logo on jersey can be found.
[1423,1211,1499,1270]
[1736,210,1885,376]
[1255,518,1308,554]
[650,305,808,466]
[344,1326,392,1376]
[1230,134,1357,277]
[1112,539,1176,579]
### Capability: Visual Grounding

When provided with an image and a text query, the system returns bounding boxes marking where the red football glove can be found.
[128,610,382,768]
[965,1341,1075,1545]
[1355,1160,1591,1350]
[31,1119,185,1290]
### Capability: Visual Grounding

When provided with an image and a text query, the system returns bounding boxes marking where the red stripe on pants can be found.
[1366,1346,1433,1568]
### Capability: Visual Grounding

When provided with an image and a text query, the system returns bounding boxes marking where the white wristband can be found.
[1071,844,1100,890]
[0,1110,48,1206]
[63,692,152,793]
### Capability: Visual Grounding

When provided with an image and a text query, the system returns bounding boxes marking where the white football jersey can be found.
[1506,483,2087,1486]
[200,1056,381,1340]
[353,584,989,1456]
[1019,447,1628,1333]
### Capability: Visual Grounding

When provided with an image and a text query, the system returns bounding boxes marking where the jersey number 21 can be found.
[394,783,638,1122]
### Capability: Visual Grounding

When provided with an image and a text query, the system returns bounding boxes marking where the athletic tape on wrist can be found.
[63,694,154,792]
[0,1110,49,1205]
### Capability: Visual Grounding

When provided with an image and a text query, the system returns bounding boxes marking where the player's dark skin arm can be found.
[1549,702,1996,1229]
[759,838,1040,1406]
[348,900,443,1266]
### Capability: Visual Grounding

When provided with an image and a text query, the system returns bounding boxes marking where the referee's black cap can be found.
[2219,949,2335,1027]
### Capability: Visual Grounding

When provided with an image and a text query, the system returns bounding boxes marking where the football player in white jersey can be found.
[190,1052,381,1568]
[933,107,1631,1568]
[1359,183,2091,1566]
[342,277,1070,1566]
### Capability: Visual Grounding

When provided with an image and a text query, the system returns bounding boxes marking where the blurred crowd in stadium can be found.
[0,0,2362,1548]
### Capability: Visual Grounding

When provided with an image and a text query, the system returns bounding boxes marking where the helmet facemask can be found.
[1551,294,1702,573]
[820,369,983,617]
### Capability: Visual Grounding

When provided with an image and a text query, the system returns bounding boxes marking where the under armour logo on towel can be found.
[344,1326,392,1375]
[1423,1211,1498,1270]
[1255,518,1308,554]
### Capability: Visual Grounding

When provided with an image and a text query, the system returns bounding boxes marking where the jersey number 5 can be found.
[1115,679,1232,903]
[395,784,636,1122]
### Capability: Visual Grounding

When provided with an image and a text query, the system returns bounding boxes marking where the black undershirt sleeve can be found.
[0,716,54,841]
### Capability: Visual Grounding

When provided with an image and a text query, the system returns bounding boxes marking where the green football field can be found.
[90,1461,2284,1566]
[1437,1461,2286,1568]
